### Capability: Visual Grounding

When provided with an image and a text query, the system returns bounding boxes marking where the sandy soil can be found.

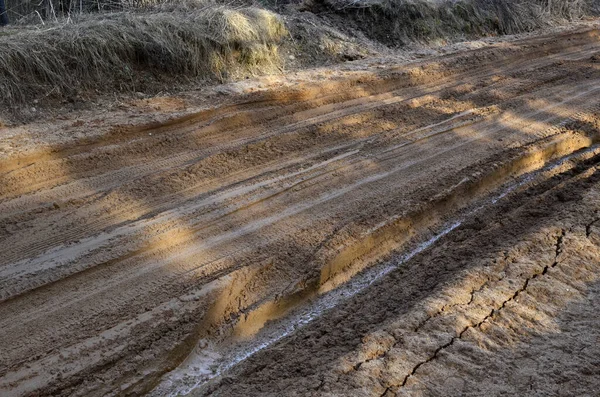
[1,25,600,397]
[200,131,600,397]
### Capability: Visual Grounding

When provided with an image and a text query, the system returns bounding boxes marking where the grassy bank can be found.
[0,6,286,105]
[317,0,596,45]
[0,0,598,120]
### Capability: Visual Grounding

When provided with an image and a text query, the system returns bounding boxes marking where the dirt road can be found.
[1,27,600,396]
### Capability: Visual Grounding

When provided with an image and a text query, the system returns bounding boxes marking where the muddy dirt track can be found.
[1,27,600,397]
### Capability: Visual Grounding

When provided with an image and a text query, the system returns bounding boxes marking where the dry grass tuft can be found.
[321,0,597,45]
[0,6,287,105]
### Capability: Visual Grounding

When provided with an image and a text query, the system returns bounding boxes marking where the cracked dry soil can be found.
[201,152,600,396]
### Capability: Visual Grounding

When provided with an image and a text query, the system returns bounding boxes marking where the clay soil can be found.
[2,25,600,397]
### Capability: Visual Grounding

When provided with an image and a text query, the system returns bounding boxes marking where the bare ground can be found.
[200,133,600,397]
[1,25,600,397]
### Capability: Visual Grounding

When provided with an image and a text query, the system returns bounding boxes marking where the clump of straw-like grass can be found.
[0,6,287,104]
[320,0,596,46]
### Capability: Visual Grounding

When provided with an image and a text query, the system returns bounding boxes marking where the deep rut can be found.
[203,130,600,397]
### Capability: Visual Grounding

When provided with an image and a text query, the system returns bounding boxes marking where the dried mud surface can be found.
[204,135,600,397]
[1,26,600,397]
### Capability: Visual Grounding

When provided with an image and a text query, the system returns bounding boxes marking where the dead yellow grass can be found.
[0,6,287,105]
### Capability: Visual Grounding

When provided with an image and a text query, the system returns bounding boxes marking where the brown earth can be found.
[1,26,600,397]
[199,125,600,397]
